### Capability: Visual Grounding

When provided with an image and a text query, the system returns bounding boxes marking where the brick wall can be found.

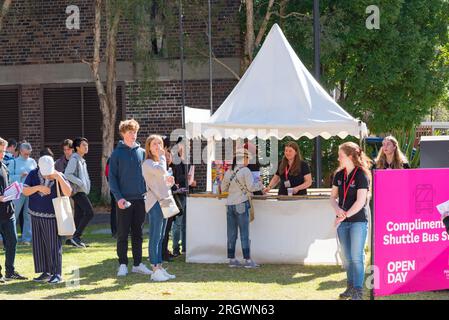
[125,79,238,191]
[165,0,242,59]
[20,86,42,159]
[0,0,133,65]
[0,0,242,192]
[0,0,241,66]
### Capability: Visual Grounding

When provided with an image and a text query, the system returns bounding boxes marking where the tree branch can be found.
[271,11,311,20]
[254,0,275,48]
[193,46,240,81]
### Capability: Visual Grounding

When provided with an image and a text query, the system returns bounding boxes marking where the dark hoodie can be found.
[108,141,146,201]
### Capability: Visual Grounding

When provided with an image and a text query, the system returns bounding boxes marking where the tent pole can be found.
[208,0,213,116]
[179,0,189,195]
[313,0,322,187]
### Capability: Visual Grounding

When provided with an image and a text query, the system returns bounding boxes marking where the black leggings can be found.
[72,192,95,239]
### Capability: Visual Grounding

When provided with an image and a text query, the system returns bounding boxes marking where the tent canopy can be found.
[198,23,367,141]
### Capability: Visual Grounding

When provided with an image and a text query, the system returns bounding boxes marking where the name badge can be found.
[284,180,291,188]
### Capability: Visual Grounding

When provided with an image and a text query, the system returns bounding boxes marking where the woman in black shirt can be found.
[263,141,312,196]
[330,142,371,300]
[374,136,410,169]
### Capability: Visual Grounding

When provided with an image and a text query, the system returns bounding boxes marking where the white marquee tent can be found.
[185,23,368,190]
[192,23,367,140]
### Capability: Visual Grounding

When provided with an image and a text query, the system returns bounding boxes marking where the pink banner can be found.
[374,169,449,296]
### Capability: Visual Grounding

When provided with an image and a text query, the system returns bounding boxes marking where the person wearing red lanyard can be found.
[263,141,312,196]
[330,142,371,300]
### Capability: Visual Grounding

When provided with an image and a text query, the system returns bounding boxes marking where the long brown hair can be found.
[145,135,164,161]
[279,141,303,176]
[375,136,409,169]
[338,142,372,182]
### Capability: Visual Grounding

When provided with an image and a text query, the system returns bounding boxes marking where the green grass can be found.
[1,224,448,300]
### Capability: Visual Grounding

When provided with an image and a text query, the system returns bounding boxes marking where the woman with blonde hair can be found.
[330,142,371,300]
[142,135,176,282]
[374,136,410,169]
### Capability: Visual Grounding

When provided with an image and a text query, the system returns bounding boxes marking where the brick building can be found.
[0,0,242,192]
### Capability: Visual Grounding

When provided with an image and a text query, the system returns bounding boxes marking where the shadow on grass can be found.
[317,279,347,291]
[1,254,346,299]
[2,226,347,299]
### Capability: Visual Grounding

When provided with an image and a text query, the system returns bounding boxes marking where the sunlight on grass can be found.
[0,224,447,300]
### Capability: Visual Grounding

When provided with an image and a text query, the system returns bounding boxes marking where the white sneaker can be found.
[132,263,153,275]
[162,268,176,279]
[151,269,170,282]
[117,264,128,277]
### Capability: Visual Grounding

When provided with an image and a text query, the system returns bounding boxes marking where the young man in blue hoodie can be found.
[109,119,152,277]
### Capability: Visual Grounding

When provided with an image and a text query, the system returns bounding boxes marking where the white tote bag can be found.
[52,179,76,236]
[159,194,180,219]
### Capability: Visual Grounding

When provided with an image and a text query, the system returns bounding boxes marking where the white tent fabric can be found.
[181,106,216,192]
[184,106,211,138]
[201,23,367,140]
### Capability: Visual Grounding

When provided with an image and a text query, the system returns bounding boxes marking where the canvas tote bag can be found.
[52,178,76,236]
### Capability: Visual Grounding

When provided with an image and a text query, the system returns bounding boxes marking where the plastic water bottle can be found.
[166,168,174,186]
[212,179,219,194]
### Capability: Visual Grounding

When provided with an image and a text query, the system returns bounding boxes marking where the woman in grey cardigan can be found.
[142,135,176,282]
[221,149,264,268]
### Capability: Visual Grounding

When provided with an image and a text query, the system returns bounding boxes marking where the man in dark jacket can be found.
[54,139,73,173]
[0,137,27,282]
[109,120,152,277]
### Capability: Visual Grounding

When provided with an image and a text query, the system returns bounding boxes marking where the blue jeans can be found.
[14,194,32,242]
[172,195,186,253]
[226,201,251,260]
[0,216,18,275]
[337,221,368,289]
[148,202,167,266]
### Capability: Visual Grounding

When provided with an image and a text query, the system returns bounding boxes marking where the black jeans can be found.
[110,192,117,236]
[116,199,146,266]
[162,216,175,259]
[72,192,95,239]
[0,217,17,275]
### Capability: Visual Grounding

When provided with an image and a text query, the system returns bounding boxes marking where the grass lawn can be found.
[0,224,448,300]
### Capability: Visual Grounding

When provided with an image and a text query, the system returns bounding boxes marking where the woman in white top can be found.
[142,135,176,282]
[221,149,264,268]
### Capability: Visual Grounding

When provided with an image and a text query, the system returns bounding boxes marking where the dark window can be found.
[43,85,124,190]
[0,87,20,140]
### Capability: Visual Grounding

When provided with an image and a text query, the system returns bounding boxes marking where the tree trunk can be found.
[254,0,275,48]
[243,0,255,72]
[242,0,275,73]
[279,0,288,29]
[88,0,120,202]
[0,0,13,32]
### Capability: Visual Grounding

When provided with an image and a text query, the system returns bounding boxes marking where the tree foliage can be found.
[244,0,449,134]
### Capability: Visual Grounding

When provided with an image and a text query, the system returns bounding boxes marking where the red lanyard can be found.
[284,166,290,180]
[342,167,358,206]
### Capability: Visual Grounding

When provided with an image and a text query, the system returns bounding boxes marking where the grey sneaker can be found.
[350,288,364,300]
[339,285,354,299]
[244,259,260,269]
[228,259,242,268]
